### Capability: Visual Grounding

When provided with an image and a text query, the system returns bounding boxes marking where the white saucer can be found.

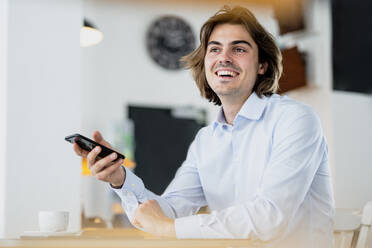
[20,230,81,238]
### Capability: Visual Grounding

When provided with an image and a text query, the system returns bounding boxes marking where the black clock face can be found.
[146,16,196,70]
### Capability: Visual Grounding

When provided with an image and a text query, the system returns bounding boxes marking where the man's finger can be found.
[73,142,88,158]
[87,146,101,169]
[95,159,123,181]
[132,213,144,228]
[73,142,83,155]
[132,218,143,228]
[91,152,117,174]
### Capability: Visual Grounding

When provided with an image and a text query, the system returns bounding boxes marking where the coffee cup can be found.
[38,211,69,232]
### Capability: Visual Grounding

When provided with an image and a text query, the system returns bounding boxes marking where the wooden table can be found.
[0,228,260,248]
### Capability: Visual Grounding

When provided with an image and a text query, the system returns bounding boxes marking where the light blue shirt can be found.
[112,92,334,247]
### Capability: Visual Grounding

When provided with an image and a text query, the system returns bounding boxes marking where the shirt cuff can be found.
[175,215,203,239]
[110,168,148,203]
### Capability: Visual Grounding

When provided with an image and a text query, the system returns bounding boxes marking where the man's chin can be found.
[214,89,239,98]
[214,88,253,103]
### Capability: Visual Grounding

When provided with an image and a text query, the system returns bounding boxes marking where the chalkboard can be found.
[332,0,372,94]
[128,105,206,195]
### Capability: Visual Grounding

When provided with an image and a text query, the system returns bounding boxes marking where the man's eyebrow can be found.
[207,41,222,46]
[207,40,253,48]
[231,40,252,48]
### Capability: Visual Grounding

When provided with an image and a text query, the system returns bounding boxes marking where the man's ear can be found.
[258,62,268,75]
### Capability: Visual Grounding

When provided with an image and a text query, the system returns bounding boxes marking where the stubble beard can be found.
[213,84,243,102]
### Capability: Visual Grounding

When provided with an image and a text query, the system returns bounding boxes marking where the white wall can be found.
[0,0,82,238]
[0,0,9,238]
[333,92,372,209]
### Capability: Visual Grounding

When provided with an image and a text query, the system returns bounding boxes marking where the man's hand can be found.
[73,130,125,187]
[133,199,176,238]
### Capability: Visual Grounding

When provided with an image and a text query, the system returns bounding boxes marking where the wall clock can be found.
[146,16,195,70]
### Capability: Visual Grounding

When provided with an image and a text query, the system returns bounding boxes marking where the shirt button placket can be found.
[231,125,241,200]
[231,126,240,164]
[225,125,233,151]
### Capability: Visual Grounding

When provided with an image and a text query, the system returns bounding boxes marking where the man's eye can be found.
[234,47,246,53]
[209,47,219,53]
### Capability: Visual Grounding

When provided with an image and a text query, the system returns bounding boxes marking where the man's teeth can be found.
[217,70,237,77]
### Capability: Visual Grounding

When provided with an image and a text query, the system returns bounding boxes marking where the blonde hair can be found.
[182,6,283,105]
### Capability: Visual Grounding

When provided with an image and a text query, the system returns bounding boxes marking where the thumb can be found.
[93,130,112,148]
[93,130,104,142]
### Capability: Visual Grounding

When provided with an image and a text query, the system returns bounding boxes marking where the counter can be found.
[0,228,259,248]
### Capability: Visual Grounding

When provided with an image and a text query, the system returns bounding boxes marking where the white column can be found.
[0,0,9,238]
[0,0,82,238]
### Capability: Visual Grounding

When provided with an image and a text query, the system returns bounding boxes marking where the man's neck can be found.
[221,93,252,125]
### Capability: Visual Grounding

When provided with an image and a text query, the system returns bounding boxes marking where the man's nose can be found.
[218,50,233,64]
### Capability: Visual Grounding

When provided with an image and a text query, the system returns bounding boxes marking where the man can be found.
[73,6,334,247]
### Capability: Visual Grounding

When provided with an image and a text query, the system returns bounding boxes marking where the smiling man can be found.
[73,6,334,248]
[204,23,268,124]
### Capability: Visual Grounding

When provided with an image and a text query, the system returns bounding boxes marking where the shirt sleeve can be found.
[111,139,208,225]
[174,106,330,241]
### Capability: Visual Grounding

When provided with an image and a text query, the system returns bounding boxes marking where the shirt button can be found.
[131,183,135,188]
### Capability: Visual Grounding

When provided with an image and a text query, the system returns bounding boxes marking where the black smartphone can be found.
[65,133,125,160]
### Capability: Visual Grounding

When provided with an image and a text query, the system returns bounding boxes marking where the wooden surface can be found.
[0,228,260,248]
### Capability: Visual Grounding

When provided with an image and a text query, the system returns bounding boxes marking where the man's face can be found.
[204,23,266,103]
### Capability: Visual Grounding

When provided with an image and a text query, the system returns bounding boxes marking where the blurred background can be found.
[0,0,371,244]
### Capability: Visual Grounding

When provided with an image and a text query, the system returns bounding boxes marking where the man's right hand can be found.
[73,130,126,188]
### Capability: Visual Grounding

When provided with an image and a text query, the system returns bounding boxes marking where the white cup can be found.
[38,211,69,232]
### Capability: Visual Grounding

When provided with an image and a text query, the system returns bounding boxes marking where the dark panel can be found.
[332,0,372,94]
[128,106,205,195]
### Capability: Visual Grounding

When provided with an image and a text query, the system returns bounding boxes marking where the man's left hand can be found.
[132,199,176,238]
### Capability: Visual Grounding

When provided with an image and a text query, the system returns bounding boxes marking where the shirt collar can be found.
[213,92,267,130]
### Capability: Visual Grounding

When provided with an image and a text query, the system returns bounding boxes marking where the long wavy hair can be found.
[182,6,282,105]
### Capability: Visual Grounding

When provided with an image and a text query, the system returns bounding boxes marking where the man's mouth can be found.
[215,70,240,79]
